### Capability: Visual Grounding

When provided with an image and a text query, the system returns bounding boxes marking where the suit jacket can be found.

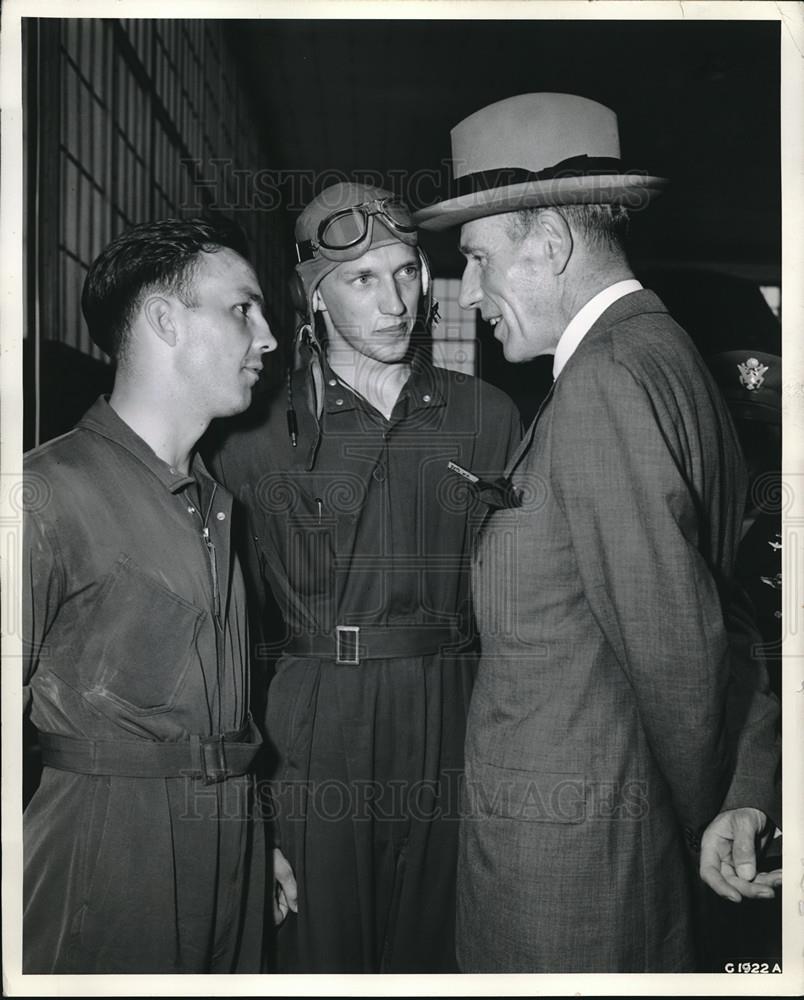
[457,290,780,972]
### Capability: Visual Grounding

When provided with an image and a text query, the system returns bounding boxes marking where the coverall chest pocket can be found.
[80,554,205,715]
[285,498,336,599]
[259,475,338,600]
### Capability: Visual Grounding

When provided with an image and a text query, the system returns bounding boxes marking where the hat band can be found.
[451,155,626,198]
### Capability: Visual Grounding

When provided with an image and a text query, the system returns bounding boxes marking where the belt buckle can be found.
[335,625,360,665]
[201,734,227,784]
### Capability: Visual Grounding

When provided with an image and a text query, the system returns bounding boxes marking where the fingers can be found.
[700,864,778,902]
[700,859,742,903]
[719,869,778,901]
[273,888,289,926]
[273,846,293,878]
[280,873,299,913]
[699,808,772,901]
[699,826,737,901]
[273,847,299,912]
[700,847,782,903]
[753,868,783,889]
[731,808,766,881]
[272,847,299,925]
[701,871,740,902]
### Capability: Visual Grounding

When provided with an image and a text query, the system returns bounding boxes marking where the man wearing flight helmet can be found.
[207,182,521,972]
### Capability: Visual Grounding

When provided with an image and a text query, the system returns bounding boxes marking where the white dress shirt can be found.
[552,279,643,379]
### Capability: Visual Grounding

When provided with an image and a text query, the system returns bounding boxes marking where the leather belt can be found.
[38,721,262,784]
[284,625,459,665]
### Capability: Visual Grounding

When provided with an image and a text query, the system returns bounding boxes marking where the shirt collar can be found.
[406,353,447,411]
[78,395,211,494]
[322,351,446,416]
[552,279,643,379]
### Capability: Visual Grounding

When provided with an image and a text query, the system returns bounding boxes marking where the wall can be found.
[25,18,291,444]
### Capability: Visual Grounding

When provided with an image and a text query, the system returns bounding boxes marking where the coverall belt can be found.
[284,625,459,664]
[38,724,262,783]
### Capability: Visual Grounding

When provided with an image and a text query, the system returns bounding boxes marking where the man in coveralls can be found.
[207,182,521,972]
[23,217,281,973]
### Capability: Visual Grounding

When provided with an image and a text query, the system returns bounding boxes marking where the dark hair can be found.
[507,204,631,256]
[81,215,251,360]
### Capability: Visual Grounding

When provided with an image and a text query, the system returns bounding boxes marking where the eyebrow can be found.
[239,289,265,306]
[340,254,418,279]
[340,266,376,279]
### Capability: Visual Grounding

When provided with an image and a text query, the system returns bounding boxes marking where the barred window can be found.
[29,19,291,366]
[431,277,476,377]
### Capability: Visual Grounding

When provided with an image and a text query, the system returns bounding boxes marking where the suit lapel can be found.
[505,380,556,478]
[505,290,669,480]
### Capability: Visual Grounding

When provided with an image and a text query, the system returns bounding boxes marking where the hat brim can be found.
[724,396,781,424]
[413,175,668,231]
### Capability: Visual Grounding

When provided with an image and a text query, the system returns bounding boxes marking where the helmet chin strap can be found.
[286,321,326,446]
[417,247,440,332]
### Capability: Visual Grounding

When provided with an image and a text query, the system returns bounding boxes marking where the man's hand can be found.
[273,847,298,925]
[699,807,782,902]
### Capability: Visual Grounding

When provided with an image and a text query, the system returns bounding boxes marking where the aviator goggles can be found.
[295,197,417,264]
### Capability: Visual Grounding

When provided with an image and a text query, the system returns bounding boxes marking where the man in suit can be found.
[414,93,781,972]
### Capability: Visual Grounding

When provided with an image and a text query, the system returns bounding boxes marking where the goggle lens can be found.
[319,208,367,249]
[379,198,416,233]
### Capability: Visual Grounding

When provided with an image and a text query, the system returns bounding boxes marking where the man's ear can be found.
[142,295,178,347]
[312,288,327,313]
[534,208,573,276]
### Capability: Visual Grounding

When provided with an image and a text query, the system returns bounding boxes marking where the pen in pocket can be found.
[447,461,479,484]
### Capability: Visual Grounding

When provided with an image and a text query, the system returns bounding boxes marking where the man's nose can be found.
[458,261,482,311]
[253,311,278,353]
[378,277,406,316]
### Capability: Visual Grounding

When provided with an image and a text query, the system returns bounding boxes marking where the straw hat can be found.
[414,93,667,231]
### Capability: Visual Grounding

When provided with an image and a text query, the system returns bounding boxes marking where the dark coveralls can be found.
[208,355,521,972]
[23,398,266,974]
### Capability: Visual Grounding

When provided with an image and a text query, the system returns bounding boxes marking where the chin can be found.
[219,392,252,417]
[373,343,410,364]
[502,343,525,364]
[503,336,537,365]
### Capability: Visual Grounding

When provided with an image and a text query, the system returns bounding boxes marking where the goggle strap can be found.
[296,239,317,263]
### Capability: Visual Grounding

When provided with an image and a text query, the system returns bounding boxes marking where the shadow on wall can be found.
[24,340,115,450]
[636,269,781,359]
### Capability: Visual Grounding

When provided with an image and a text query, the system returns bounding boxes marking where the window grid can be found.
[431,277,476,377]
[42,19,291,363]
